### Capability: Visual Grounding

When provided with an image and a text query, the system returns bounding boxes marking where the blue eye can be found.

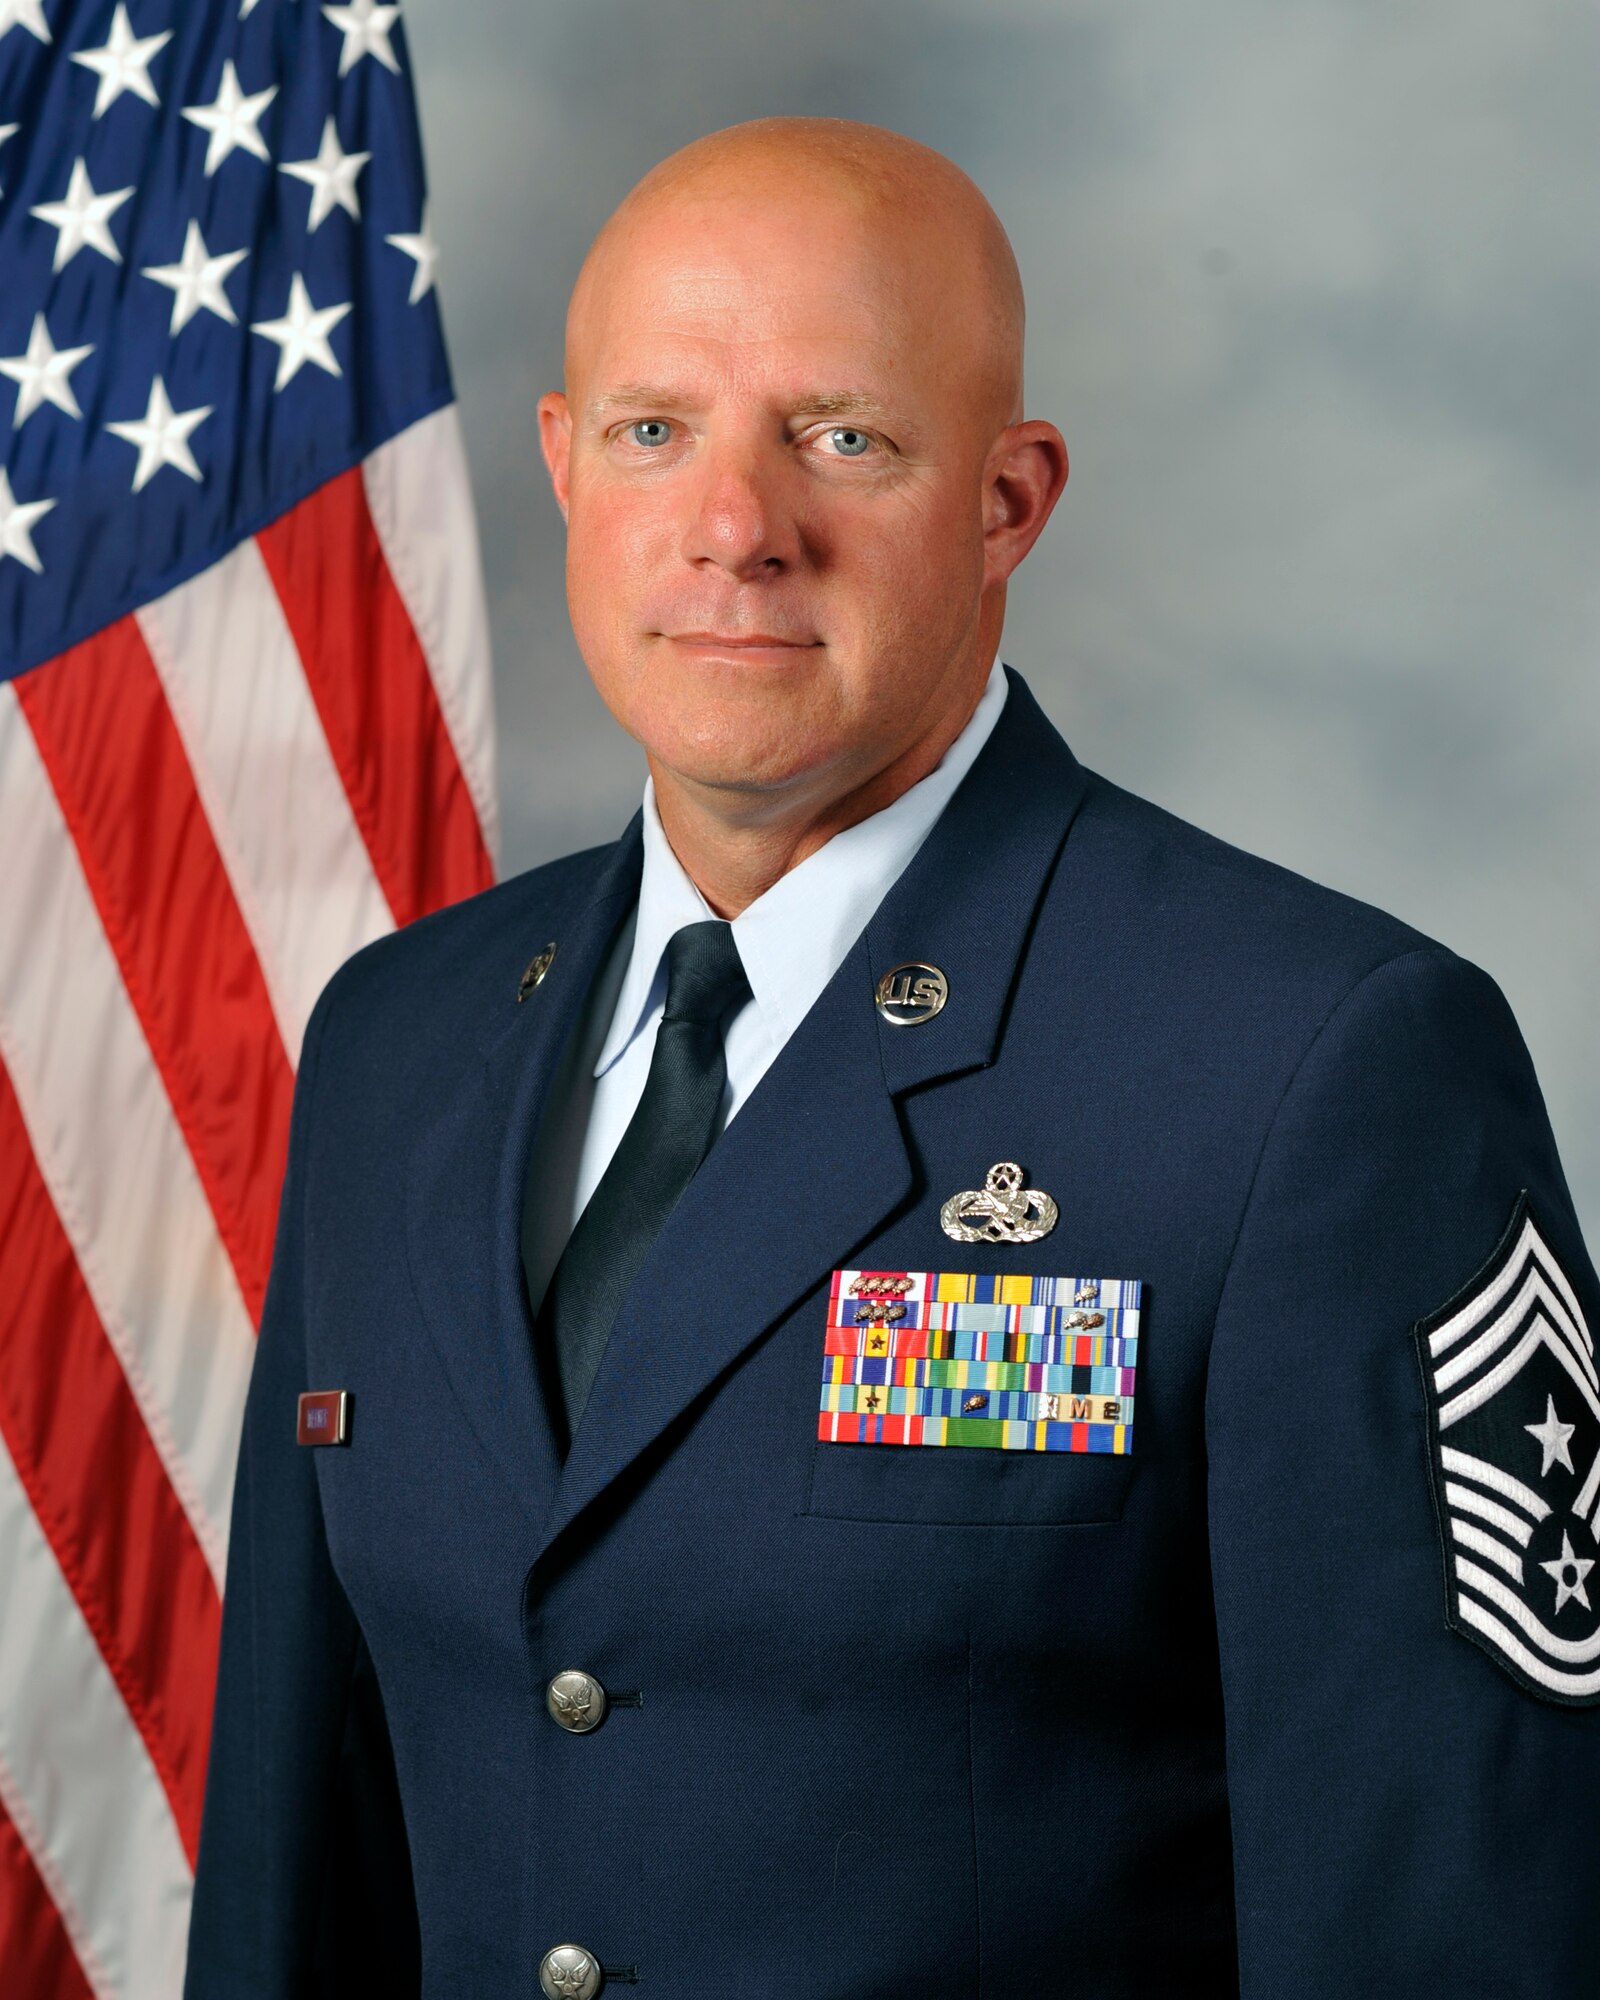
[827,428,872,457]
[630,420,671,448]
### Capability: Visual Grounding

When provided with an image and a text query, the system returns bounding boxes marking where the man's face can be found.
[540,186,1029,813]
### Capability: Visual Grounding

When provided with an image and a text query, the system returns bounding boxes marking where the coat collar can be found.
[594,657,1010,1086]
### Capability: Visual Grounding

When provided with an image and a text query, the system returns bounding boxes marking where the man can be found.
[186,117,1600,1998]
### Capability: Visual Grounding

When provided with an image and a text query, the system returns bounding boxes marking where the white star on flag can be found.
[143,221,249,334]
[1539,1530,1595,1616]
[105,375,214,492]
[322,0,401,76]
[1525,1395,1577,1478]
[386,206,439,303]
[70,3,172,118]
[30,158,134,272]
[251,273,352,389]
[182,59,278,176]
[0,467,56,573]
[0,0,51,48]
[0,314,94,427]
[0,123,17,195]
[280,116,370,231]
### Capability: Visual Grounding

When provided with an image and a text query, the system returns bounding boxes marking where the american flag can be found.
[0,0,497,1989]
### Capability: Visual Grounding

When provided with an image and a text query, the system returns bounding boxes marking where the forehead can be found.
[572,192,954,401]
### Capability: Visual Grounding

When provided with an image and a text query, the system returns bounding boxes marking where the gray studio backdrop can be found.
[403,0,1599,1241]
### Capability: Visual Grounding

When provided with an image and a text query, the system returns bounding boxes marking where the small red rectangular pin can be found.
[296,1390,351,1446]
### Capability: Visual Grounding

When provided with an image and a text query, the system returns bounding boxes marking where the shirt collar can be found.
[594,659,1011,1079]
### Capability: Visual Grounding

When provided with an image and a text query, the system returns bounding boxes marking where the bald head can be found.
[567,117,1026,432]
[537,116,1067,912]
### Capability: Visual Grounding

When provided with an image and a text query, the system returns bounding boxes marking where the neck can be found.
[649,669,993,919]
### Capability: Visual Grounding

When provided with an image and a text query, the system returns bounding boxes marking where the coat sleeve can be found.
[184,980,418,1999]
[1205,945,1600,1995]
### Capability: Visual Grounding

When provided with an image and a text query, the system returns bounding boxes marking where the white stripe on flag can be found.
[0,1428,193,2000]
[0,687,253,1579]
[136,539,395,1064]
[363,408,501,863]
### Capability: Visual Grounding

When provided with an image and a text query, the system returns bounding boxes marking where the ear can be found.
[980,420,1069,588]
[537,391,573,524]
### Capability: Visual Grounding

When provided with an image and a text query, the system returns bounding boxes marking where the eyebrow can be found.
[585,384,901,426]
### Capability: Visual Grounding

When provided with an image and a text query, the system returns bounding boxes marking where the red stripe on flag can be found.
[15,623,294,1324]
[257,469,494,927]
[0,1039,222,1865]
[0,1801,95,2000]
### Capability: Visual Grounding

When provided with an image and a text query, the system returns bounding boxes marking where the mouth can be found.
[666,632,822,662]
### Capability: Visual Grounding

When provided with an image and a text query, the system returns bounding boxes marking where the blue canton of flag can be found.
[0,0,450,676]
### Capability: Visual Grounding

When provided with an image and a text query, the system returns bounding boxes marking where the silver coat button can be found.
[546,1669,607,1734]
[539,1943,602,1998]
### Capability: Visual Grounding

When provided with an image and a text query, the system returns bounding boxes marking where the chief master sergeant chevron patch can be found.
[1414,1192,1600,1706]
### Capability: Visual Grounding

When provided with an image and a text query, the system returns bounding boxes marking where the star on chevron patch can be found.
[1414,1192,1600,1706]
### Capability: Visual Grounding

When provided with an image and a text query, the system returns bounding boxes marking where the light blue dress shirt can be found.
[520,659,1009,1319]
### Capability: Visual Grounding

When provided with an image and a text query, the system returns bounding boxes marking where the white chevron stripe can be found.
[1440,1445,1552,1521]
[1430,1215,1592,1363]
[1455,1555,1600,1665]
[1449,1515,1525,1582]
[1438,1312,1600,1430]
[1456,1593,1600,1700]
[1446,1480,1535,1547]
[0,690,252,1580]
[137,540,394,1065]
[1434,1267,1596,1398]
[1581,1449,1600,1530]
[363,406,500,865]
[0,1430,192,2000]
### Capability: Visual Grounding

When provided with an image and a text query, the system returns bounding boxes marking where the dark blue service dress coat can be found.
[184,667,1600,1997]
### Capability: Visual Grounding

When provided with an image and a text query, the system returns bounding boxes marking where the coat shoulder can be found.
[1060,766,1459,1020]
[311,837,627,1057]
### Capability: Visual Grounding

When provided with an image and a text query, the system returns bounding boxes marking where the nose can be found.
[679,435,802,580]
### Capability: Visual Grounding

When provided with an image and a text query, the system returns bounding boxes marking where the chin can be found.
[657,735,827,799]
[620,668,838,790]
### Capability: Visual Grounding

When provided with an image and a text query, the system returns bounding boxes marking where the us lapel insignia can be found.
[874,961,948,1026]
[940,1161,1058,1244]
[1414,1191,1600,1707]
[820,1269,1141,1455]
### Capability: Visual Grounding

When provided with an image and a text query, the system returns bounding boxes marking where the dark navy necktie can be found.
[527,918,752,1453]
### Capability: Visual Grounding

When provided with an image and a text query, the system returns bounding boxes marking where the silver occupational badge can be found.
[940,1161,1058,1244]
[1415,1191,1600,1707]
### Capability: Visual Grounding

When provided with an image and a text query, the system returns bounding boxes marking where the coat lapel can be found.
[403,820,643,1531]
[543,940,913,1555]
[537,669,1092,1559]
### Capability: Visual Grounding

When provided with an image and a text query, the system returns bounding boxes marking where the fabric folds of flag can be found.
[0,1,498,1991]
